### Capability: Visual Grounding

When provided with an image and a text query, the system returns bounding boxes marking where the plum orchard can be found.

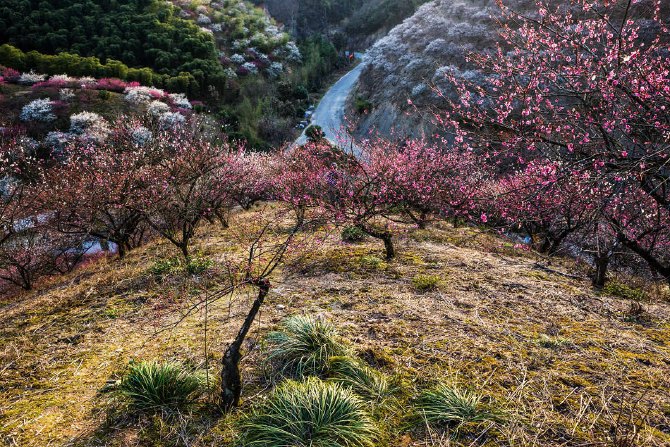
[0,0,668,408]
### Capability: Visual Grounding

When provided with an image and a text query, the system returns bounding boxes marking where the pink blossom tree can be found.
[437,0,670,283]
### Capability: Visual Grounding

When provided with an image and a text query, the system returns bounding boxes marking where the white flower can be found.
[197,14,212,25]
[266,62,284,78]
[44,131,73,151]
[51,74,76,83]
[168,93,192,109]
[124,86,165,103]
[158,112,186,129]
[69,112,110,143]
[20,99,56,122]
[230,54,246,64]
[211,23,223,33]
[18,71,46,85]
[79,76,96,86]
[223,68,238,79]
[241,62,259,75]
[147,100,170,117]
[131,126,153,146]
[59,88,76,101]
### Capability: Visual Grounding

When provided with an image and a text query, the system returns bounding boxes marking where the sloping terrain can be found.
[1,207,669,446]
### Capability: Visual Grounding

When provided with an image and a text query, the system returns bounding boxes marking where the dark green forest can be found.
[0,0,222,79]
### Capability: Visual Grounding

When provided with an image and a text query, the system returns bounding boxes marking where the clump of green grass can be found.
[342,226,367,243]
[266,315,347,379]
[359,255,387,270]
[603,280,647,301]
[185,256,214,275]
[239,378,377,447]
[328,356,397,408]
[149,255,214,276]
[537,334,572,349]
[412,274,441,292]
[118,361,203,413]
[414,384,498,429]
[149,257,182,276]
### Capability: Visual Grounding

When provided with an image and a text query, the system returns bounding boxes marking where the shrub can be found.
[328,356,396,407]
[415,384,497,429]
[59,88,76,101]
[266,315,347,379]
[168,93,192,109]
[239,378,377,447]
[18,70,46,85]
[354,96,372,114]
[342,226,366,243]
[412,274,440,292]
[148,100,170,117]
[158,111,186,129]
[305,124,325,142]
[118,361,203,413]
[97,89,111,100]
[19,98,56,122]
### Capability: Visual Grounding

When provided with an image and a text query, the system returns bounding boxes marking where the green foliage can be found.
[118,361,203,413]
[185,256,214,275]
[0,0,222,81]
[305,124,325,142]
[327,356,396,407]
[359,255,387,270]
[0,44,199,94]
[537,334,571,349]
[149,255,213,276]
[294,36,341,91]
[412,274,440,292]
[97,89,111,100]
[354,96,372,114]
[266,315,347,379]
[342,226,367,243]
[603,280,647,301]
[239,377,377,447]
[415,384,498,429]
[149,257,182,276]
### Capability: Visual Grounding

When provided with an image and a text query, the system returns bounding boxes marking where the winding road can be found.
[294,62,365,151]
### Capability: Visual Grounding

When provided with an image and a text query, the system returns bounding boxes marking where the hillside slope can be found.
[1,208,669,446]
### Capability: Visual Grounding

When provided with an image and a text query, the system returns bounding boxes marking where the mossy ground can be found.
[1,209,669,446]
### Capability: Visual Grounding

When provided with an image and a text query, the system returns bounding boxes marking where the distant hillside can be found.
[253,0,431,49]
[351,0,670,140]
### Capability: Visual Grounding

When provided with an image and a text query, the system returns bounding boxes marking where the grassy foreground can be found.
[1,206,669,446]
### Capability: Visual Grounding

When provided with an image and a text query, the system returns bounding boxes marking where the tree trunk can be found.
[358,224,395,260]
[382,233,395,260]
[220,279,271,410]
[294,206,305,230]
[592,253,610,289]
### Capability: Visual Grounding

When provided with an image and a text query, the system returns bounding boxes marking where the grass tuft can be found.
[118,360,203,413]
[328,356,397,407]
[266,315,347,379]
[239,378,377,447]
[414,383,498,429]
[412,274,441,292]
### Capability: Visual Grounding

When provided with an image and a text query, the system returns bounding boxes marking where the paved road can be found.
[295,62,365,151]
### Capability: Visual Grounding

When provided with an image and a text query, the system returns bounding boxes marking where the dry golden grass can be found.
[1,208,669,446]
